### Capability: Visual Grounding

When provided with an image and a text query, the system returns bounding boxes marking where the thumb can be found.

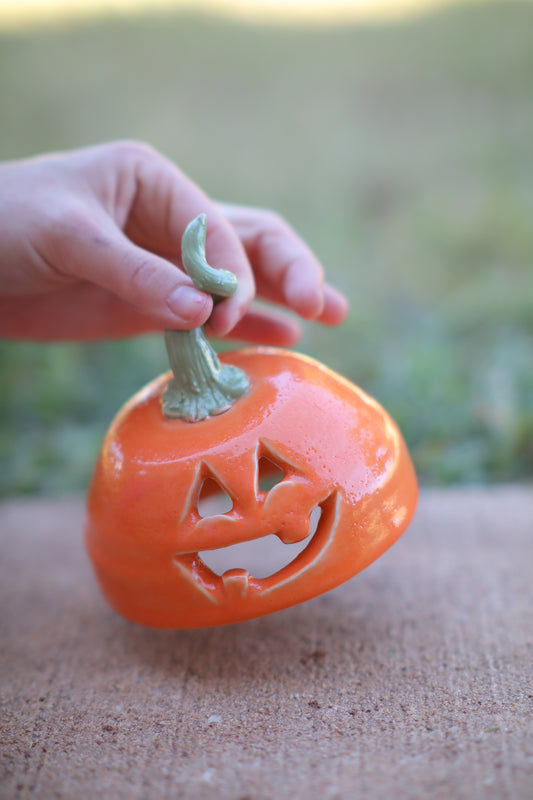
[62,217,213,329]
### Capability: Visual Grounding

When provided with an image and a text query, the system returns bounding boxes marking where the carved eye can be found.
[257,456,285,493]
[197,477,233,518]
[256,441,298,495]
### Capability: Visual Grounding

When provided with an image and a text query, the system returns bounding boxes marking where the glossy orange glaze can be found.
[85,347,418,628]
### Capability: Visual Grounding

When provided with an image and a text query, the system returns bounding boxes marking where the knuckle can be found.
[46,204,99,246]
[107,139,159,165]
[263,209,288,234]
[124,254,160,304]
[255,211,290,255]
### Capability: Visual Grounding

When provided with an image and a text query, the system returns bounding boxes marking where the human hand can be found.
[0,141,348,342]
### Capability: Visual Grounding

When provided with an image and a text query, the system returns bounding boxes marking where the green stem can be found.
[162,214,250,422]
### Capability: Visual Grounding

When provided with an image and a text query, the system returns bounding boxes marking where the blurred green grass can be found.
[1,0,533,494]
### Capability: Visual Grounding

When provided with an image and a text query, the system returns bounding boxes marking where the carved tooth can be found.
[222,569,249,597]
[173,555,219,604]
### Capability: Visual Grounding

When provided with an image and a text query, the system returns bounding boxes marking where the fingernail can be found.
[167,285,210,323]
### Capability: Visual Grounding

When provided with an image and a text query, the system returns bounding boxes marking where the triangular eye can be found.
[257,456,285,493]
[197,477,233,518]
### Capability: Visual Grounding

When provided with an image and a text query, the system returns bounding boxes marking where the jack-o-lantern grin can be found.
[172,488,340,603]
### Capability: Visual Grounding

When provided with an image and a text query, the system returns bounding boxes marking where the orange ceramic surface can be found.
[85,347,418,628]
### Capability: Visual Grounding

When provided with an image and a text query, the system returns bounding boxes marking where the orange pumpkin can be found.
[85,215,417,628]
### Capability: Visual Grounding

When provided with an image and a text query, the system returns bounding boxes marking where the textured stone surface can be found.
[1,488,532,799]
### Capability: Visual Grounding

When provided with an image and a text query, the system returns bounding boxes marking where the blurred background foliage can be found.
[1,0,533,495]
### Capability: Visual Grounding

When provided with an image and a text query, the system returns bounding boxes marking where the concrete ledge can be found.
[1,488,532,799]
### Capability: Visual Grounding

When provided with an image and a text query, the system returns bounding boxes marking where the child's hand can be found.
[0,141,348,342]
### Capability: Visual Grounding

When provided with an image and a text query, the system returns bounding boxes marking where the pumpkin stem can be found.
[162,214,250,422]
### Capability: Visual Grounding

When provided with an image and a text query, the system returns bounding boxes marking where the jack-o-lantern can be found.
[85,215,418,628]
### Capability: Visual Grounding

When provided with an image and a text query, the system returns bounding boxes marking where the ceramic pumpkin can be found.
[85,215,418,628]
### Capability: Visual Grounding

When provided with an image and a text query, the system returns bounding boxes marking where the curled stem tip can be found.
[181,214,238,301]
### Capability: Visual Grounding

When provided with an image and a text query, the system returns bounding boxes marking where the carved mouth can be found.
[198,506,322,579]
[173,492,341,603]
